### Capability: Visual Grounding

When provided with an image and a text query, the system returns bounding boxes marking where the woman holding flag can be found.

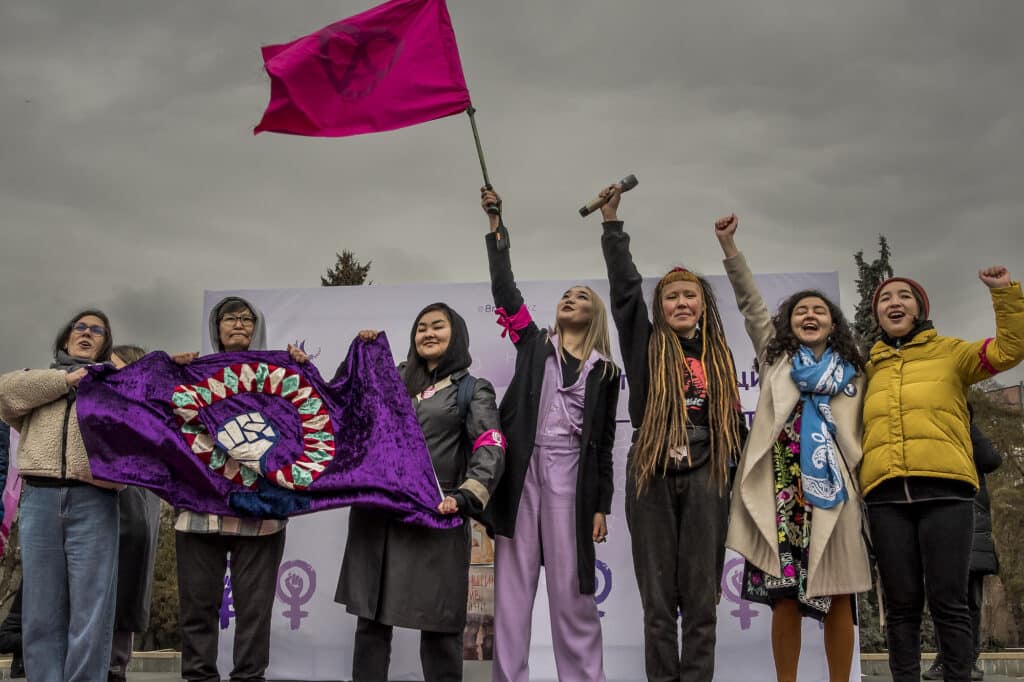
[480,188,620,682]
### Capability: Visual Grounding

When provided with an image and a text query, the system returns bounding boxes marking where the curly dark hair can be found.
[762,290,865,372]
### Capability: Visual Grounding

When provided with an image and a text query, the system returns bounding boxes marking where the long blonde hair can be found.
[551,285,618,379]
[632,269,743,493]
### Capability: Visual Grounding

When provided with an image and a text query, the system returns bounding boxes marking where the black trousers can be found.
[176,529,287,682]
[934,571,986,664]
[868,500,974,682]
[0,579,22,656]
[352,616,463,682]
[625,461,729,682]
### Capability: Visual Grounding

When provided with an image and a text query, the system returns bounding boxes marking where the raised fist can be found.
[978,266,1011,289]
[714,214,738,239]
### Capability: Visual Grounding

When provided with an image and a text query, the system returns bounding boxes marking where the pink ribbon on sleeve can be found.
[494,306,533,343]
[473,429,507,453]
[978,338,999,376]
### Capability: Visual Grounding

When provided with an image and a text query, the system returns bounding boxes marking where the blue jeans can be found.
[20,483,120,682]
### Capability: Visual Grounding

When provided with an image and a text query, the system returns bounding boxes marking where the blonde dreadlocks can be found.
[631,269,744,494]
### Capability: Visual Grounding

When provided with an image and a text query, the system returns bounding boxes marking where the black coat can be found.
[336,373,504,632]
[115,487,161,631]
[970,422,1002,575]
[482,231,619,595]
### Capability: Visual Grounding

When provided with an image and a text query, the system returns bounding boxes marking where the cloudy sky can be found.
[1,1,1022,384]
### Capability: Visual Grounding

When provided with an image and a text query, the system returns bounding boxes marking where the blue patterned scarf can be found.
[790,346,854,509]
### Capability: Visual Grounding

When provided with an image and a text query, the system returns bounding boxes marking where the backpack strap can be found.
[455,373,477,424]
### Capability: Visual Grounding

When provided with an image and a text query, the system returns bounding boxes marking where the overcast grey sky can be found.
[1,1,1021,384]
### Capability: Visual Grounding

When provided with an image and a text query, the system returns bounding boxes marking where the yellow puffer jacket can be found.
[860,283,1024,496]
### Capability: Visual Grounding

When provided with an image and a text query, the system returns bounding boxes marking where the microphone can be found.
[579,174,639,217]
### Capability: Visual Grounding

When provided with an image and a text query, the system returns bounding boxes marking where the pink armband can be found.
[473,429,506,453]
[494,306,532,343]
[978,338,998,376]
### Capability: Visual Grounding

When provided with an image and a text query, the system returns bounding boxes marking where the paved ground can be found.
[1,674,1022,681]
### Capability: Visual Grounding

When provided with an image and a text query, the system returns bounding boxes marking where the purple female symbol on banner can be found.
[292,339,322,361]
[277,559,317,630]
[721,556,759,630]
[594,559,612,618]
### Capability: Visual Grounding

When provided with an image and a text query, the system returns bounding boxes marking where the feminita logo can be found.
[721,556,759,630]
[594,559,612,617]
[316,22,403,101]
[277,559,318,630]
[218,558,318,631]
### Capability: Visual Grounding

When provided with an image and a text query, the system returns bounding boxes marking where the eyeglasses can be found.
[72,322,107,337]
[220,314,257,327]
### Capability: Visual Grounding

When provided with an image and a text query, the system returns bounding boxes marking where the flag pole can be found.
[467,106,509,250]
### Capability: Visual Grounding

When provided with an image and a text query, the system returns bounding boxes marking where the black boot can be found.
[9,651,25,678]
[0,630,19,654]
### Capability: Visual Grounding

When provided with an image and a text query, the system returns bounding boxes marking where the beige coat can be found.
[723,254,870,598]
[0,368,122,490]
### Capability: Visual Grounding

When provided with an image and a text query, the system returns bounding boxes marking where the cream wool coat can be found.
[723,254,871,599]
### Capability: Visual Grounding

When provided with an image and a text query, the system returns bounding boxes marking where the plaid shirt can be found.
[174,510,286,536]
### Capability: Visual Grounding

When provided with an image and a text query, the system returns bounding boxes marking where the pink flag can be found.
[254,0,471,137]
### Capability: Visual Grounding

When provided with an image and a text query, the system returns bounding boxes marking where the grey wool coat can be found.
[723,253,872,599]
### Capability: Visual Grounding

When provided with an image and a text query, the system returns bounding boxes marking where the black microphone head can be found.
[620,174,638,192]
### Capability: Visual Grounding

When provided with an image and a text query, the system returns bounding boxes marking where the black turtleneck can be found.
[880,319,935,349]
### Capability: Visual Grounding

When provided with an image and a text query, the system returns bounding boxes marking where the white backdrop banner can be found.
[203,270,860,681]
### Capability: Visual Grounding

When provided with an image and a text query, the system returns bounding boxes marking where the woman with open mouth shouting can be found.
[715,215,871,682]
[861,266,1024,682]
[0,309,123,682]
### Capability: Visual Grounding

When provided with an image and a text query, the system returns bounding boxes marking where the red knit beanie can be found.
[872,277,930,322]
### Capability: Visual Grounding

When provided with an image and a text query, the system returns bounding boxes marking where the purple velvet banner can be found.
[77,334,458,529]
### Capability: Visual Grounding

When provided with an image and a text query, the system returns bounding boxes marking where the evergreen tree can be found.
[321,251,372,286]
[852,235,895,652]
[140,503,181,650]
[853,235,894,355]
[971,384,1024,647]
